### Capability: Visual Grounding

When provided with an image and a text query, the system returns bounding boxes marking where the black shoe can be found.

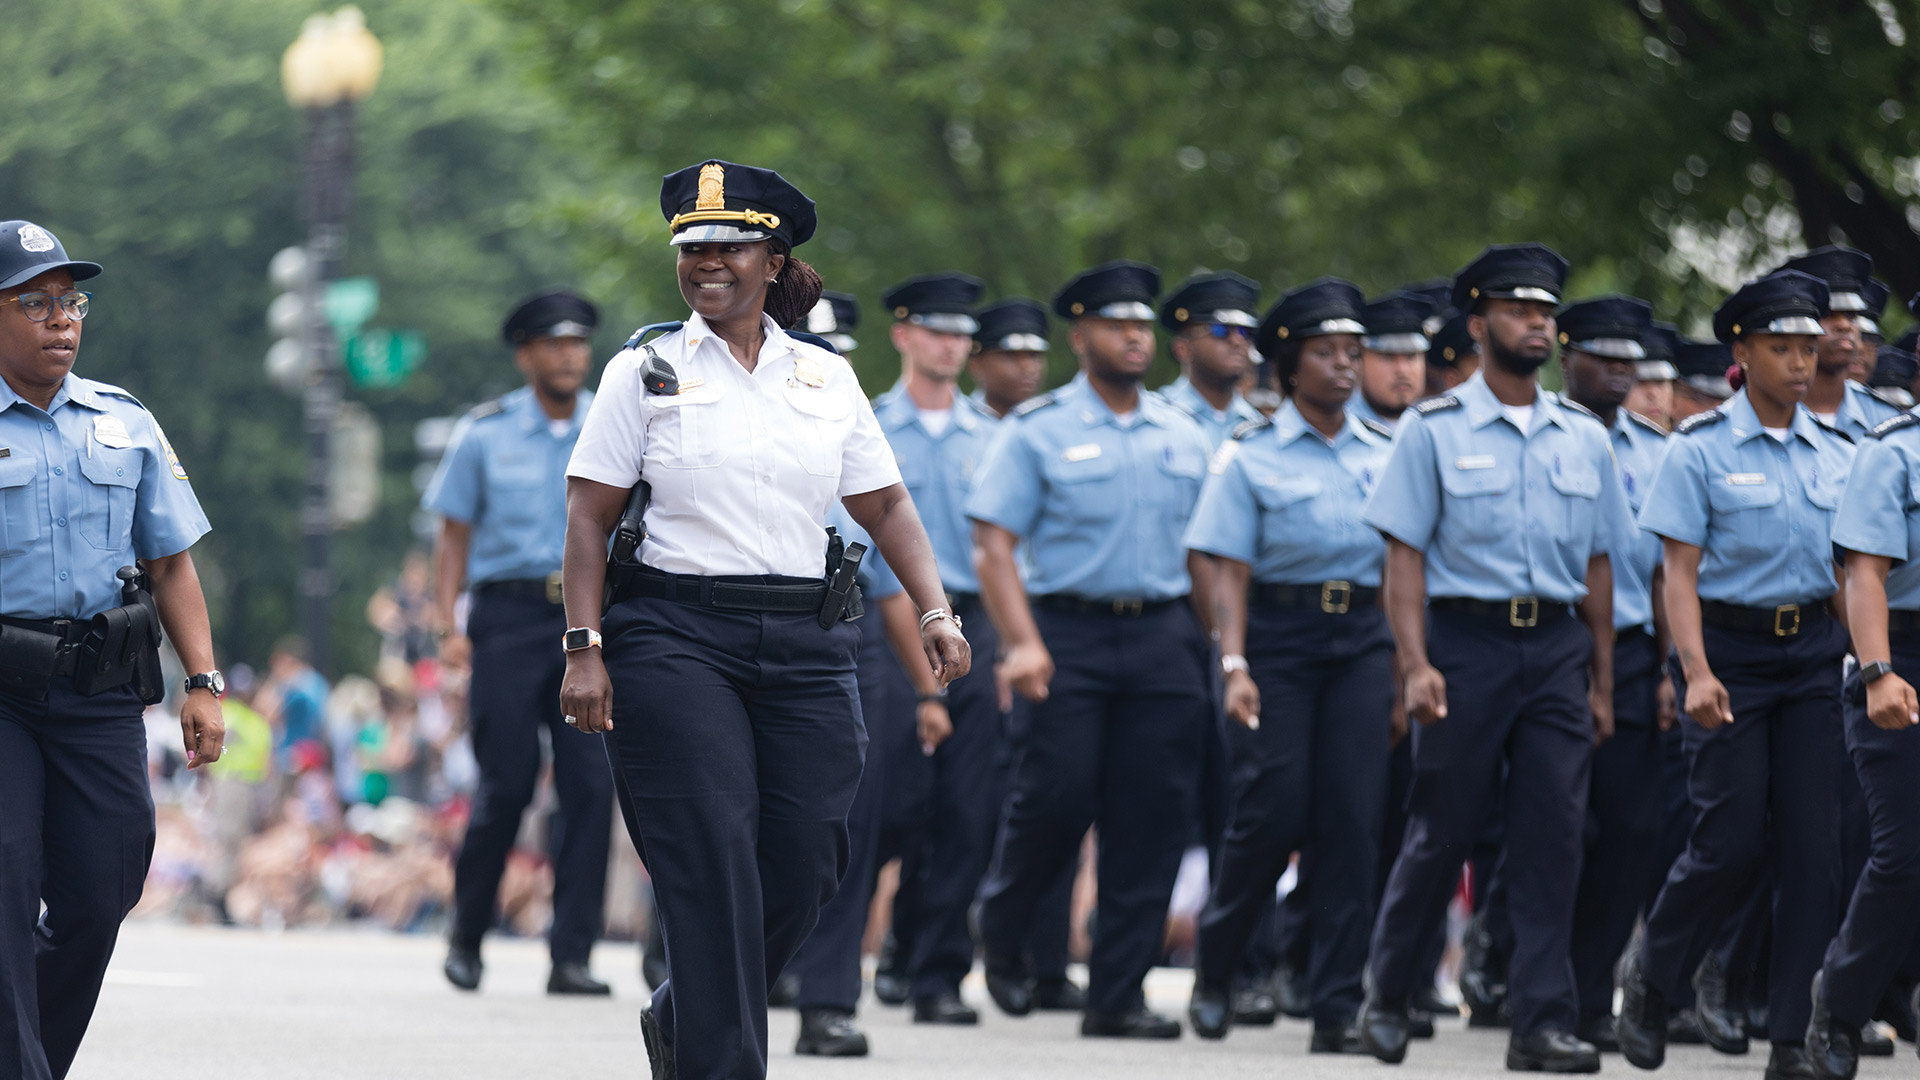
[1189,979,1231,1041]
[444,944,482,991]
[795,1008,869,1057]
[1274,963,1312,1019]
[1082,1007,1181,1039]
[1616,949,1668,1070]
[1873,982,1916,1043]
[1507,1029,1602,1073]
[1409,1010,1437,1040]
[912,992,979,1025]
[872,967,910,1007]
[1692,953,1750,1055]
[1858,1024,1893,1057]
[1750,1002,1771,1041]
[982,951,1033,1017]
[1032,975,1086,1012]
[1358,993,1413,1065]
[641,1004,676,1079]
[1311,1024,1367,1054]
[1462,914,1511,1029]
[1668,1009,1707,1045]
[547,962,611,996]
[1232,985,1280,1026]
[1804,970,1861,1080]
[1578,1012,1620,1054]
[1765,1042,1816,1080]
[767,971,799,1008]
[1412,985,1456,1019]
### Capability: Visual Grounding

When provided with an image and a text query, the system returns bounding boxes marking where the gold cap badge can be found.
[696,163,725,211]
[1070,302,1084,316]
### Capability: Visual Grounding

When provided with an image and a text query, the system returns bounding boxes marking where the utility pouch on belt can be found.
[603,480,652,614]
[0,622,61,697]
[819,528,867,629]
[73,567,164,703]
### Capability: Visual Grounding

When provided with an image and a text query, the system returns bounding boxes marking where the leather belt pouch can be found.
[72,606,138,697]
[0,622,61,697]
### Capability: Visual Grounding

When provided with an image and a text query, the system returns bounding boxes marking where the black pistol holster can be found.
[819,528,867,629]
[603,480,651,614]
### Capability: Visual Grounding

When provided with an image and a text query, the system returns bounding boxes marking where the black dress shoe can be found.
[1408,1010,1437,1040]
[444,944,482,991]
[1578,1012,1620,1053]
[1412,985,1456,1019]
[1616,949,1668,1070]
[1508,1029,1602,1073]
[1462,915,1512,1029]
[872,967,910,1006]
[1692,954,1750,1055]
[1668,1009,1707,1045]
[1032,976,1086,1011]
[1274,964,1311,1019]
[1858,1024,1893,1057]
[766,971,799,1008]
[912,992,979,1025]
[1082,1007,1181,1039]
[795,1008,869,1057]
[1358,993,1413,1064]
[641,1005,676,1079]
[1765,1042,1816,1080]
[983,952,1034,1017]
[1189,980,1231,1040]
[1804,970,1861,1080]
[1232,985,1280,1026]
[1750,1003,1771,1041]
[547,962,612,996]
[1310,1024,1367,1054]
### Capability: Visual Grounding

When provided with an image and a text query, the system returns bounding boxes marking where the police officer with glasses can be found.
[1158,271,1264,448]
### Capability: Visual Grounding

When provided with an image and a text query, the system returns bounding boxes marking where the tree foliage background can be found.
[5,0,1918,670]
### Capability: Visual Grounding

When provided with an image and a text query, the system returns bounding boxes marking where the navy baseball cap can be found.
[0,221,102,292]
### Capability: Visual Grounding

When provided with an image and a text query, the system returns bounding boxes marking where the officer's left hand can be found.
[1655,675,1678,732]
[922,621,972,687]
[1588,685,1615,746]
[181,688,226,769]
[918,700,953,755]
[1224,671,1260,730]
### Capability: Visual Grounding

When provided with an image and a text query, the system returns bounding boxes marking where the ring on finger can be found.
[563,715,579,727]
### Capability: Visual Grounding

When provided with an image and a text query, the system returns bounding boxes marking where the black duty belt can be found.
[622,567,825,613]
[1251,581,1377,614]
[1700,599,1828,638]
[1428,596,1571,629]
[1033,595,1184,618]
[0,615,89,677]
[1888,610,1920,637]
[477,572,565,606]
[945,591,982,609]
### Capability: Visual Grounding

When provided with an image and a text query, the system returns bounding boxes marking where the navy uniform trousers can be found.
[0,681,150,1080]
[1569,628,1666,1020]
[1368,606,1594,1037]
[452,587,613,966]
[1821,630,1920,1028]
[1196,601,1392,1029]
[786,599,910,1013]
[603,591,866,1080]
[1641,616,1848,1045]
[993,696,1079,984]
[976,600,1210,1016]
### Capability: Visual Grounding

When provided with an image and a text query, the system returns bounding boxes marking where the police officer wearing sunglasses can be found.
[1158,271,1264,449]
[0,220,222,1079]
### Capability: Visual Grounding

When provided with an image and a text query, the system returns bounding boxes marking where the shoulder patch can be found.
[1552,393,1602,424]
[1674,409,1727,435]
[1010,391,1058,418]
[1410,394,1461,416]
[1626,409,1668,436]
[621,320,685,352]
[1870,412,1920,439]
[1230,416,1273,441]
[1357,415,1394,440]
[465,397,507,421]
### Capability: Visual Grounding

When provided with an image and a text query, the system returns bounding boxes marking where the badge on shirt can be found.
[1725,473,1766,486]
[1062,443,1103,463]
[93,415,133,450]
[793,356,827,388]
[1454,454,1496,470]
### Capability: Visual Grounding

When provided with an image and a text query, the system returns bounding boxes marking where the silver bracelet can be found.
[920,607,963,632]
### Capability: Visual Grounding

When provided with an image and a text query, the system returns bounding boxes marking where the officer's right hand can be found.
[438,633,472,670]
[560,649,614,733]
[1403,663,1448,725]
[1002,640,1055,703]
[1225,670,1260,730]
[1865,671,1920,731]
[1683,671,1734,731]
[918,700,953,755]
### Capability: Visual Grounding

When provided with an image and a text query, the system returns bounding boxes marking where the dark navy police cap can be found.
[1427,312,1478,369]
[1363,291,1437,354]
[1780,245,1871,313]
[0,221,102,292]
[805,291,860,353]
[1556,295,1653,361]
[1638,322,1679,381]
[1403,279,1454,335]
[660,159,817,248]
[502,288,598,345]
[1160,270,1260,333]
[1450,243,1569,311]
[974,298,1049,353]
[1713,269,1829,343]
[1258,277,1366,360]
[1675,338,1734,399]
[1859,278,1890,338]
[1897,325,1919,354]
[1053,260,1160,322]
[1870,344,1917,393]
[884,272,985,335]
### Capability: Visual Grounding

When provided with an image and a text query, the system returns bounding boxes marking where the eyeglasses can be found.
[1205,324,1252,340]
[0,291,91,322]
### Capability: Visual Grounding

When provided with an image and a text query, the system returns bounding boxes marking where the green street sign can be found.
[345,328,426,389]
[324,276,380,336]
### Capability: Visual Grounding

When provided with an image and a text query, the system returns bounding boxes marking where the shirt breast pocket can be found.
[1042,451,1120,523]
[1706,479,1784,558]
[786,385,853,478]
[1549,466,1602,544]
[1155,444,1207,511]
[79,449,139,552]
[1439,462,1514,541]
[647,386,730,470]
[0,457,39,557]
[1252,474,1324,531]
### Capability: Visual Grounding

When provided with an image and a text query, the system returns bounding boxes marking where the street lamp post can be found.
[281,7,381,674]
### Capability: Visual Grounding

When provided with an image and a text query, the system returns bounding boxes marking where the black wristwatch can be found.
[918,689,949,705]
[1860,659,1895,684]
[184,671,226,697]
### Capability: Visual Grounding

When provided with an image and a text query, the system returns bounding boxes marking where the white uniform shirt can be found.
[568,312,902,578]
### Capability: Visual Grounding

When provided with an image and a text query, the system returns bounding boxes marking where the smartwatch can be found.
[1860,659,1895,684]
[1221,654,1250,676]
[184,671,226,697]
[562,628,603,653]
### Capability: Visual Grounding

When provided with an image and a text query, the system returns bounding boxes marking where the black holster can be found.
[603,480,652,614]
[73,568,164,703]
[819,528,867,629]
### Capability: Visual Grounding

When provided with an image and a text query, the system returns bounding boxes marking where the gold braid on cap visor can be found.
[668,208,783,232]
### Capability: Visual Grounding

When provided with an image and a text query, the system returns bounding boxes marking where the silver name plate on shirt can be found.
[1725,473,1767,486]
[1454,455,1495,470]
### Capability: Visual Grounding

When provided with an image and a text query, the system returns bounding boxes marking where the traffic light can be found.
[265,245,315,393]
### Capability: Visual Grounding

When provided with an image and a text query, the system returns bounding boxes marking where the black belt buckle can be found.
[1509,597,1540,628]
[1112,598,1144,617]
[545,570,564,606]
[1774,604,1801,637]
[1321,580,1352,615]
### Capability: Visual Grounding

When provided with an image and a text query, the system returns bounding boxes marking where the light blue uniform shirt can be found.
[1183,400,1392,586]
[1159,376,1263,449]
[1361,373,1628,605]
[424,385,592,586]
[826,504,902,600]
[873,381,994,594]
[0,374,210,620]
[1829,411,1920,608]
[1347,392,1401,436]
[967,373,1212,601]
[1609,410,1669,633]
[1824,381,1904,442]
[1637,389,1854,607]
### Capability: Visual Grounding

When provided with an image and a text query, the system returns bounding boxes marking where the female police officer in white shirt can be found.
[558,161,969,1080]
